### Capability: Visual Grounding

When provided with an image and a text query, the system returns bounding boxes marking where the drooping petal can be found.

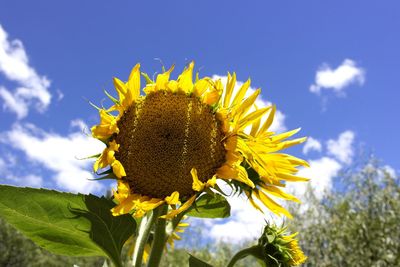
[161,195,196,219]
[255,190,293,219]
[191,168,204,192]
[165,191,181,205]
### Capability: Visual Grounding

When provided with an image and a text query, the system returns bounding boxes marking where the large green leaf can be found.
[186,193,230,218]
[70,194,136,267]
[0,185,136,267]
[188,254,214,267]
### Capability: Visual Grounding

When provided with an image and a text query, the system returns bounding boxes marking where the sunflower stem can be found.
[226,246,261,267]
[147,205,168,267]
[133,211,156,267]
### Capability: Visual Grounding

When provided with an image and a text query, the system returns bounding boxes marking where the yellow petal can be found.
[111,160,126,178]
[202,89,220,105]
[237,107,271,131]
[205,175,217,188]
[108,140,120,152]
[155,65,175,91]
[193,78,211,97]
[161,195,196,219]
[270,128,301,143]
[216,164,237,179]
[113,77,128,101]
[191,168,204,192]
[256,190,293,219]
[234,89,261,118]
[127,63,141,101]
[165,191,181,205]
[223,72,236,108]
[231,78,251,108]
[276,172,310,182]
[236,165,255,188]
[261,185,300,203]
[250,107,262,136]
[177,61,194,92]
[224,136,238,151]
[257,105,276,136]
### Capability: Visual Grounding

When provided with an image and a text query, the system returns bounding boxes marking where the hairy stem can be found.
[133,210,157,267]
[147,205,168,267]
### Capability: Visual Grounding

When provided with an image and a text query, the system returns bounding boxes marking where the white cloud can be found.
[0,122,105,193]
[212,75,287,132]
[70,119,88,132]
[0,24,52,118]
[327,130,355,164]
[310,59,365,96]
[302,137,322,155]
[289,157,342,200]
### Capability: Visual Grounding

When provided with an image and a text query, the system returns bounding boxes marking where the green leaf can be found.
[70,194,136,267]
[186,193,230,218]
[0,185,136,267]
[188,254,214,267]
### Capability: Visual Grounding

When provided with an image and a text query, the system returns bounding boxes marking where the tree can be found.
[289,159,400,267]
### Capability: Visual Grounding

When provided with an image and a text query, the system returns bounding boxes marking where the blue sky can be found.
[0,1,399,241]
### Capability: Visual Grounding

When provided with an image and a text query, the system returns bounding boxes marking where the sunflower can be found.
[91,62,308,219]
[257,224,307,266]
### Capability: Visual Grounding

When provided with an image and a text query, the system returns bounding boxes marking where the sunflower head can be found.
[90,61,309,220]
[256,224,307,266]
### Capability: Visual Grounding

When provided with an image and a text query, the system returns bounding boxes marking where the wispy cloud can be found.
[302,137,322,155]
[0,24,52,119]
[289,130,355,202]
[0,121,105,193]
[310,59,365,96]
[327,130,355,164]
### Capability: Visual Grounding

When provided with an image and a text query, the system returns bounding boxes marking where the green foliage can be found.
[289,159,400,267]
[0,186,136,267]
[186,193,231,218]
[70,194,137,267]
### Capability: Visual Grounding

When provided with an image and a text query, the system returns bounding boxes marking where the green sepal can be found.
[141,72,154,84]
[77,153,101,160]
[212,182,231,197]
[96,168,114,176]
[89,172,118,181]
[104,89,120,105]
[89,100,102,111]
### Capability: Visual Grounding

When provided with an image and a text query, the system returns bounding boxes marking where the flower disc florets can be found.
[114,90,226,199]
[91,62,309,219]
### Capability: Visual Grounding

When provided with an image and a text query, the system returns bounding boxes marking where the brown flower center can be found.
[114,91,226,199]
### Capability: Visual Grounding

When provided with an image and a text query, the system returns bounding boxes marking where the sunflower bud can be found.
[255,224,307,266]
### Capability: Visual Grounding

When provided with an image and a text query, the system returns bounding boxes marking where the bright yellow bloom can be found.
[90,62,308,220]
